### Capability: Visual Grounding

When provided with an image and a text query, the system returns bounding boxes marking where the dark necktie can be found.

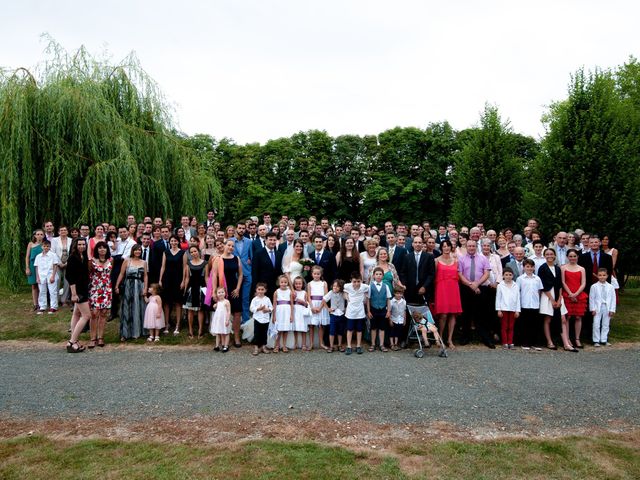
[269,250,275,267]
[316,252,321,264]
[593,252,598,277]
[469,255,476,282]
[142,248,147,261]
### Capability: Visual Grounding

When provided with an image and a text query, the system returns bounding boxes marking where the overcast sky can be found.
[3,1,638,144]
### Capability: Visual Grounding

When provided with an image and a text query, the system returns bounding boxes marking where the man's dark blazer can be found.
[251,237,267,257]
[311,249,337,285]
[578,249,613,288]
[389,245,407,286]
[404,250,435,305]
[149,239,169,284]
[251,247,283,298]
[277,241,294,256]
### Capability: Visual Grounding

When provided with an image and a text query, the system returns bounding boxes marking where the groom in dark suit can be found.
[310,236,337,285]
[251,232,283,298]
[403,236,435,306]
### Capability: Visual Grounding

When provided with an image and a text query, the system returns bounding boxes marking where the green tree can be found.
[526,62,640,274]
[451,105,526,229]
[0,41,221,289]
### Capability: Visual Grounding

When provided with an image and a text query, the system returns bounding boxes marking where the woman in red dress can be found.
[561,248,587,348]
[433,240,462,349]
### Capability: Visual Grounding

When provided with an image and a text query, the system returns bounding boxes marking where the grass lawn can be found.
[1,287,639,345]
[0,433,638,479]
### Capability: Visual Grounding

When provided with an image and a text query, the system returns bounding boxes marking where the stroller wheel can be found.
[438,349,448,358]
[414,349,424,358]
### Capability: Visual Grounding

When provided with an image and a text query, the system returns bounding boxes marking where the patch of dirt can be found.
[0,414,637,453]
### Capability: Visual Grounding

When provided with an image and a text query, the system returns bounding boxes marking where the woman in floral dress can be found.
[89,241,113,348]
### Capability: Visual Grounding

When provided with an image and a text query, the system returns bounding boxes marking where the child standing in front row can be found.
[210,287,231,352]
[589,268,616,346]
[516,259,543,350]
[495,267,520,349]
[368,267,391,352]
[292,276,310,350]
[273,275,294,353]
[144,283,165,342]
[250,282,273,355]
[307,266,330,350]
[324,279,346,352]
[389,286,406,351]
[344,272,370,355]
[33,239,60,314]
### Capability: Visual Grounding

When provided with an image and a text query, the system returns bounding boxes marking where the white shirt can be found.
[588,281,616,313]
[390,297,406,324]
[344,283,369,319]
[51,236,71,264]
[529,254,546,275]
[495,281,521,312]
[250,296,273,324]
[34,251,60,281]
[115,237,134,259]
[516,274,543,309]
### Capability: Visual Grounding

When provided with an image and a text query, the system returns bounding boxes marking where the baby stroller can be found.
[406,304,447,358]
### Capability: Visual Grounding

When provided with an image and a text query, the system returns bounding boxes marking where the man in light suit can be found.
[179,216,197,241]
[504,247,526,280]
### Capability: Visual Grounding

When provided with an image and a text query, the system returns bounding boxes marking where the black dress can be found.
[183,260,206,311]
[66,254,90,303]
[161,249,185,305]
[337,256,360,283]
[223,255,242,313]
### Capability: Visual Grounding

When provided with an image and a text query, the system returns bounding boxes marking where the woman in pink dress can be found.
[433,240,462,349]
[561,248,587,348]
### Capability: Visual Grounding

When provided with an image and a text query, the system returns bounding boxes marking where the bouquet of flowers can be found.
[299,258,316,280]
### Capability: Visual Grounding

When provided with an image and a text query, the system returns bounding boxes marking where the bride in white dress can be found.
[269,240,305,350]
[282,240,305,285]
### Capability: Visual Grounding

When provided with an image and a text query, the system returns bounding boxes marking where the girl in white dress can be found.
[292,276,310,350]
[273,275,294,353]
[210,287,231,352]
[307,266,329,350]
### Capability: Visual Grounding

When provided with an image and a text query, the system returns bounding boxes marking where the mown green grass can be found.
[1,287,639,344]
[0,434,638,479]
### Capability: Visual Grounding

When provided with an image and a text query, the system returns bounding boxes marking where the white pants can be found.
[38,277,59,310]
[592,304,610,343]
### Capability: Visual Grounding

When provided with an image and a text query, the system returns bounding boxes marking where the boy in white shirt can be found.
[33,239,60,314]
[515,259,543,350]
[589,268,616,346]
[389,287,407,351]
[250,283,273,355]
[343,272,370,355]
[496,267,521,349]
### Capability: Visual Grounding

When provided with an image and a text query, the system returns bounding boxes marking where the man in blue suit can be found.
[310,236,337,286]
[232,221,253,323]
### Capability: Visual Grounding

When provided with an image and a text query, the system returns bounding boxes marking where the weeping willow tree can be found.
[0,38,221,289]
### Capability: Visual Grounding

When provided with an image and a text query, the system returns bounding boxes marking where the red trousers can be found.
[500,311,516,345]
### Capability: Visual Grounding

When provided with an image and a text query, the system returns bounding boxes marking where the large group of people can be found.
[24,212,620,355]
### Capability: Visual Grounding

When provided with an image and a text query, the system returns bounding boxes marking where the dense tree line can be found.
[1,42,639,289]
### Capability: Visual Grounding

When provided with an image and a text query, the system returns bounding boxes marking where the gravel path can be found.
[1,344,638,430]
